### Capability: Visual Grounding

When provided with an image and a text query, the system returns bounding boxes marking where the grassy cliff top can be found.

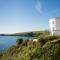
[0,31,60,60]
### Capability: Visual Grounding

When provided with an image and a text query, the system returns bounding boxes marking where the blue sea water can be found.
[0,36,33,51]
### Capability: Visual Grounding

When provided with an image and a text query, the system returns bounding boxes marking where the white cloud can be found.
[34,0,42,13]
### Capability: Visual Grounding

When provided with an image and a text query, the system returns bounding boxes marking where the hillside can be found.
[0,30,50,37]
[0,31,60,60]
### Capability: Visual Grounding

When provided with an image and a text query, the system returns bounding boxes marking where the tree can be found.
[16,38,23,45]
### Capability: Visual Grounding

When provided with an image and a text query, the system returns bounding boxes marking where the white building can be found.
[49,17,60,35]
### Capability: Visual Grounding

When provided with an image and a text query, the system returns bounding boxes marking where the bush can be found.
[38,37,47,47]
[45,36,58,41]
[22,39,29,46]
[0,52,3,57]
[16,38,23,46]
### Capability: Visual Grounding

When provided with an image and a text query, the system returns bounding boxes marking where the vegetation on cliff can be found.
[0,31,60,60]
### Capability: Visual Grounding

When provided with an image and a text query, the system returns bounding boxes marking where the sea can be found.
[0,36,34,51]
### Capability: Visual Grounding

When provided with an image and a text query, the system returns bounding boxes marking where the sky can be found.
[0,0,60,34]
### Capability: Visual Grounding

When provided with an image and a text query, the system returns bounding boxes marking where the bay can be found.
[0,36,34,51]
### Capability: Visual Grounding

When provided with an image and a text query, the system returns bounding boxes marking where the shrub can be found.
[22,41,27,46]
[45,36,58,41]
[0,52,3,58]
[16,38,23,46]
[38,37,47,47]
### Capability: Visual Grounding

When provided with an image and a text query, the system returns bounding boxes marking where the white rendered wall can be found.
[49,17,60,35]
[55,20,60,30]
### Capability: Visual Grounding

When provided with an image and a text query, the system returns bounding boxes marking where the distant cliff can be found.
[0,30,50,37]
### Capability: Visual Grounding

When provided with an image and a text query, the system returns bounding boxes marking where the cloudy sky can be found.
[0,0,60,34]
